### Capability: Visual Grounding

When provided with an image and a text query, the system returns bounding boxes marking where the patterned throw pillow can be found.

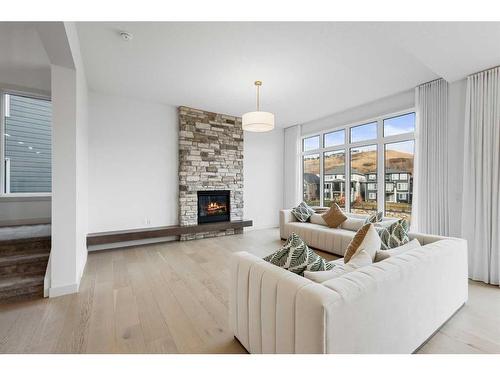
[264,232,334,276]
[291,202,315,222]
[376,219,410,250]
[364,211,383,224]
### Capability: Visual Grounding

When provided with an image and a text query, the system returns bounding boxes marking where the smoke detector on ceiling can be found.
[120,31,133,41]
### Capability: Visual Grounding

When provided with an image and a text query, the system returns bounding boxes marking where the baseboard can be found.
[87,236,178,251]
[43,253,51,298]
[245,225,279,231]
[48,282,79,298]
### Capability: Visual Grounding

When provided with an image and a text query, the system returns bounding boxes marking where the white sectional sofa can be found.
[230,210,468,354]
[281,208,399,256]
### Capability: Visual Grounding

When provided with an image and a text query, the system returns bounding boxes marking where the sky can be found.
[303,112,415,153]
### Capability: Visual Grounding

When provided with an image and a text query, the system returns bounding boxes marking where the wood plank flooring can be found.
[0,228,499,354]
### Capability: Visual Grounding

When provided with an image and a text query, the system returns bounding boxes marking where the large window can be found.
[323,150,345,209]
[324,130,344,148]
[1,92,52,194]
[383,112,415,137]
[301,111,415,221]
[350,122,377,143]
[303,135,320,152]
[385,140,414,221]
[350,144,377,214]
[303,153,320,206]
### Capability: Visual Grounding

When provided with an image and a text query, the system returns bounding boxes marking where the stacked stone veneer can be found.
[178,106,243,240]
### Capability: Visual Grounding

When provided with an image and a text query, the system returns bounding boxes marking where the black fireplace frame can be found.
[197,190,231,224]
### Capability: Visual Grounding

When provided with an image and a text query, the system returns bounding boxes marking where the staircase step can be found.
[0,275,44,304]
[0,236,51,256]
[0,253,50,278]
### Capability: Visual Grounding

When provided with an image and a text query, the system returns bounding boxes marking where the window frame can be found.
[0,88,52,198]
[349,121,378,143]
[300,108,415,214]
[323,129,345,148]
[322,149,346,209]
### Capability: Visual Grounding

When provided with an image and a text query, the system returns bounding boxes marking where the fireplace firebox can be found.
[197,190,230,224]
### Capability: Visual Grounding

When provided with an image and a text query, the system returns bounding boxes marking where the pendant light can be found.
[242,81,275,132]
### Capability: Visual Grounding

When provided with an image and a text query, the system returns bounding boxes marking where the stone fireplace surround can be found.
[178,106,243,240]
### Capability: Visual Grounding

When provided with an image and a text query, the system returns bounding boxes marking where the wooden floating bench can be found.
[86,220,253,247]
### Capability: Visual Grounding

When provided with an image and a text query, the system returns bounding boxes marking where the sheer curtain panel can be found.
[413,79,449,235]
[462,67,500,285]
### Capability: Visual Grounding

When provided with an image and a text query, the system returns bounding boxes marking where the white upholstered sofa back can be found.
[280,209,428,256]
[230,235,468,353]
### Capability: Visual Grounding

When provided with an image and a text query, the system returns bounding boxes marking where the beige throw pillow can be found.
[344,223,381,263]
[321,203,347,228]
[375,238,421,262]
[310,213,328,226]
[347,249,373,267]
[304,250,372,283]
[303,267,349,283]
[340,217,366,232]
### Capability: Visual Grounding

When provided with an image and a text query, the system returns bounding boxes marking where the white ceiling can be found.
[76,22,500,127]
[0,22,51,92]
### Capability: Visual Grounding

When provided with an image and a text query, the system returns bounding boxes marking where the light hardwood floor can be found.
[1,228,499,354]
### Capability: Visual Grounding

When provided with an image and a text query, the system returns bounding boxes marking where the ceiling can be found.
[0,22,51,92]
[76,22,500,127]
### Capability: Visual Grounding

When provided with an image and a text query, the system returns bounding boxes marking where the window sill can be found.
[0,194,51,202]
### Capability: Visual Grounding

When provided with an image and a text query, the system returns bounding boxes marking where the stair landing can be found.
[0,222,51,304]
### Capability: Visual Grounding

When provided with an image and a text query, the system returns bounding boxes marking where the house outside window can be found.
[301,110,415,221]
[397,182,409,191]
[398,193,408,200]
[1,92,52,195]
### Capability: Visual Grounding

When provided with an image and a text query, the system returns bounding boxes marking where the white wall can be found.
[0,197,51,222]
[65,23,89,281]
[244,128,284,229]
[37,22,89,297]
[0,23,51,93]
[88,92,284,233]
[50,64,79,295]
[88,92,178,233]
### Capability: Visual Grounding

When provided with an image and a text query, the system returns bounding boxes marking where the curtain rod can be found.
[468,65,500,77]
[418,78,445,87]
[419,65,500,87]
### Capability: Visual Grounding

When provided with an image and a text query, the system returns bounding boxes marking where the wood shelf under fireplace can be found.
[86,220,253,247]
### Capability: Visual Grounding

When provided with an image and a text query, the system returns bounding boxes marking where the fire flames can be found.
[206,202,226,214]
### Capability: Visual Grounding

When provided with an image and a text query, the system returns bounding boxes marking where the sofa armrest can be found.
[280,209,296,239]
[229,251,340,353]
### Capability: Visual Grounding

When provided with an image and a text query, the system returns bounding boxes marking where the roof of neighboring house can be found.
[324,166,365,176]
[324,165,345,175]
[303,173,320,184]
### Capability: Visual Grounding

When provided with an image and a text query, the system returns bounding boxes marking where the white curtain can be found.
[413,79,449,235]
[283,125,301,209]
[462,67,500,286]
